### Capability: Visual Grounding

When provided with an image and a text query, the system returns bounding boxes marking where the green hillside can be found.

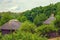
[0,2,60,40]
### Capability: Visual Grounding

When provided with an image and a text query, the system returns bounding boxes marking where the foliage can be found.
[19,21,36,33]
[34,13,47,26]
[0,32,48,40]
[54,15,60,27]
[35,24,58,37]
[17,16,27,22]
[0,2,60,40]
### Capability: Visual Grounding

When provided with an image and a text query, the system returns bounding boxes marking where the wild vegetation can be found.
[0,2,60,40]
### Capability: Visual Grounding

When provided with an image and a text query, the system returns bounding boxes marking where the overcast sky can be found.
[0,0,60,12]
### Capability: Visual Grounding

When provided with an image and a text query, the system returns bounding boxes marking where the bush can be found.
[19,21,36,33]
[34,13,47,26]
[0,31,48,40]
[35,24,58,37]
[54,15,60,27]
[12,31,48,40]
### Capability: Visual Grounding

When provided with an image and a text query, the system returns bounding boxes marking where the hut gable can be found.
[43,14,56,24]
[1,19,21,30]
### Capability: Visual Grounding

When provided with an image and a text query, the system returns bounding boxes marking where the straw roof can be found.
[0,19,21,30]
[43,14,56,24]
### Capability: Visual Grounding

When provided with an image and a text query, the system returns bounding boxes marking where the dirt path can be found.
[48,37,60,40]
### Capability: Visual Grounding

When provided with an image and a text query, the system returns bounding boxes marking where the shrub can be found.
[19,21,36,33]
[35,24,58,37]
[12,31,48,40]
[0,31,48,40]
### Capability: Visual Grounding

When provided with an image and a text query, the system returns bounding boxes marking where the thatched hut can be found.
[0,19,21,35]
[43,14,56,24]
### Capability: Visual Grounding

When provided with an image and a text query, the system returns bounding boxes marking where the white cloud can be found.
[9,6,18,11]
[0,0,60,12]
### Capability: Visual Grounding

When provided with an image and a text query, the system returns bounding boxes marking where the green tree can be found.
[55,15,60,27]
[34,13,47,26]
[17,16,27,22]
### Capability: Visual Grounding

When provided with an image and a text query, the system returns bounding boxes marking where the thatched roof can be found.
[0,19,21,30]
[43,14,56,24]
